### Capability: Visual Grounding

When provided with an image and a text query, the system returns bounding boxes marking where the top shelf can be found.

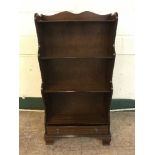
[38,56,115,60]
[35,11,118,60]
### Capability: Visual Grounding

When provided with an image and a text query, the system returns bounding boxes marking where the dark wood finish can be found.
[34,11,118,145]
[40,59,114,92]
[43,92,111,125]
[46,125,109,135]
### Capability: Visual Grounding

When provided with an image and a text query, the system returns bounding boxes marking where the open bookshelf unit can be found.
[35,11,118,145]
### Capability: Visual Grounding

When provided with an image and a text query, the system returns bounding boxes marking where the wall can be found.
[19,0,135,100]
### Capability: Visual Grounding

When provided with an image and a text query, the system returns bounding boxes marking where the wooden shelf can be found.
[37,21,116,59]
[39,59,114,89]
[42,82,112,93]
[46,114,109,125]
[43,92,111,125]
[38,45,115,59]
[38,55,115,60]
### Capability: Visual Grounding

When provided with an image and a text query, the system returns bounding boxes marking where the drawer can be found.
[46,125,109,136]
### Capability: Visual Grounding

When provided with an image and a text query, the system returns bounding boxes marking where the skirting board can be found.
[19,97,135,110]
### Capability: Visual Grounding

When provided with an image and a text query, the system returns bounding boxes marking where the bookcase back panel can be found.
[38,22,116,57]
[40,59,114,90]
[43,92,111,125]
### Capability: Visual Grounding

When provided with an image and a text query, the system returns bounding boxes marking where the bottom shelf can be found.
[46,114,109,125]
[44,92,111,125]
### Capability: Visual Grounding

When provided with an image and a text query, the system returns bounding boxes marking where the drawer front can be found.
[46,125,109,136]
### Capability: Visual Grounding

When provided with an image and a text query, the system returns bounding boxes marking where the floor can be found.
[19,111,135,155]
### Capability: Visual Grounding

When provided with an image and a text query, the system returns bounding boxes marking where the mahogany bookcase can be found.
[34,11,118,145]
